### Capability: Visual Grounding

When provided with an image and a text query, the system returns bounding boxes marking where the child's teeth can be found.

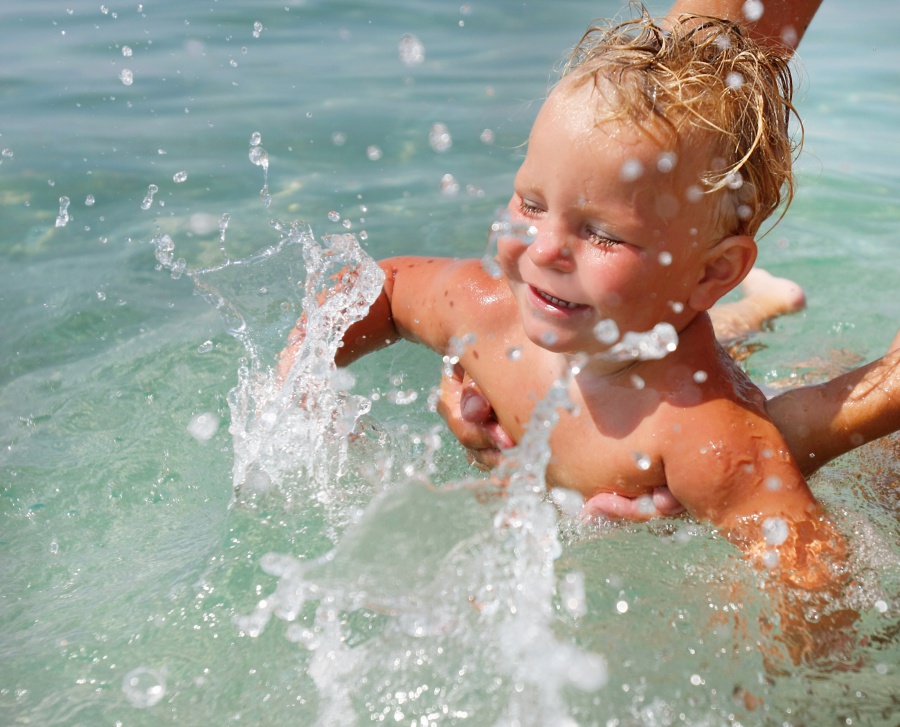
[540,290,578,309]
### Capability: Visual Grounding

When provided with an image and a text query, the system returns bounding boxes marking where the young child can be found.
[283,12,840,582]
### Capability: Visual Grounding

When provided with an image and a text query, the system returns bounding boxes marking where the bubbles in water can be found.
[632,452,651,470]
[187,412,220,442]
[252,21,263,38]
[480,128,495,145]
[141,184,158,210]
[173,170,188,183]
[429,122,452,153]
[55,196,71,227]
[762,516,789,546]
[119,68,134,85]
[85,194,95,206]
[366,145,382,161]
[725,72,744,90]
[122,667,166,708]
[620,158,644,182]
[658,251,672,266]
[122,45,133,57]
[398,34,425,66]
[327,211,340,223]
[439,173,459,197]
[742,0,764,22]
[657,151,677,173]
[593,319,619,345]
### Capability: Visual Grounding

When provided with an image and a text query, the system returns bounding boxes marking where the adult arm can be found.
[665,0,823,51]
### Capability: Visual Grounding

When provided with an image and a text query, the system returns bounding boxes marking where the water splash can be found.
[482,209,537,279]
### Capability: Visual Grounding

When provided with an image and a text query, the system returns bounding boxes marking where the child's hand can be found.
[437,366,514,470]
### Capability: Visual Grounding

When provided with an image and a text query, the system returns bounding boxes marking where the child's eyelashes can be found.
[587,229,619,248]
[517,198,544,217]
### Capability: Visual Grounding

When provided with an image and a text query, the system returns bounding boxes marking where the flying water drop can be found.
[55,196,71,227]
[398,34,425,66]
[141,184,158,210]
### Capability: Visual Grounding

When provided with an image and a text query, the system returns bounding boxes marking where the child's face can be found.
[498,77,724,358]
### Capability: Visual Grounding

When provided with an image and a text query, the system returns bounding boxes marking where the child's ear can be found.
[688,235,757,312]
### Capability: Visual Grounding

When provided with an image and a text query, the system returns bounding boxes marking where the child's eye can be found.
[587,229,619,248]
[517,198,543,217]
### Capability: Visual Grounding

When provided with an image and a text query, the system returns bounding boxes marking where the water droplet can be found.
[657,151,677,173]
[616,600,629,614]
[49,538,59,555]
[632,452,651,470]
[764,475,781,491]
[327,210,340,222]
[85,194,95,206]
[187,412,220,442]
[429,122,452,153]
[658,251,672,266]
[55,196,71,227]
[141,184,158,210]
[439,173,459,197]
[341,219,352,229]
[690,674,703,686]
[197,340,213,354]
[685,185,703,203]
[480,128,495,145]
[173,170,188,183]
[762,550,780,569]
[724,170,743,189]
[874,599,888,614]
[742,0,764,23]
[252,21,263,38]
[620,158,643,182]
[669,301,684,313]
[331,131,346,146]
[122,667,166,708]
[366,145,383,161]
[121,45,133,57]
[725,71,744,90]
[762,516,789,546]
[119,68,133,85]
[630,374,645,390]
[398,34,425,66]
[559,571,587,617]
[875,663,889,675]
[737,204,752,220]
[540,331,557,346]
[593,319,619,344]
[96,290,107,301]
[692,370,708,383]
[505,346,522,362]
[248,146,268,169]
[249,131,262,146]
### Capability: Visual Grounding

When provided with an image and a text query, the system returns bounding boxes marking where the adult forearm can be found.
[666,0,823,50]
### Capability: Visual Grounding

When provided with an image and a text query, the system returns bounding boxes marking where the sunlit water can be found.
[2,2,899,725]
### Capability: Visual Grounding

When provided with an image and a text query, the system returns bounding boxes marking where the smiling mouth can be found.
[532,286,585,310]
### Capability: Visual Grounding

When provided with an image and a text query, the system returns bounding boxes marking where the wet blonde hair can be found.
[563,4,801,237]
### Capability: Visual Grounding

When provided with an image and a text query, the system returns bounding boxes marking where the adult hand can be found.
[580,486,686,522]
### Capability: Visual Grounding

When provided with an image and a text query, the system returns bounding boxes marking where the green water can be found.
[2,1,899,725]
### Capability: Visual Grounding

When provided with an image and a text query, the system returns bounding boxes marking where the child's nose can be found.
[527,223,575,271]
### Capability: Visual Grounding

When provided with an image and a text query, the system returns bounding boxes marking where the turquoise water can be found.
[2,1,899,725]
